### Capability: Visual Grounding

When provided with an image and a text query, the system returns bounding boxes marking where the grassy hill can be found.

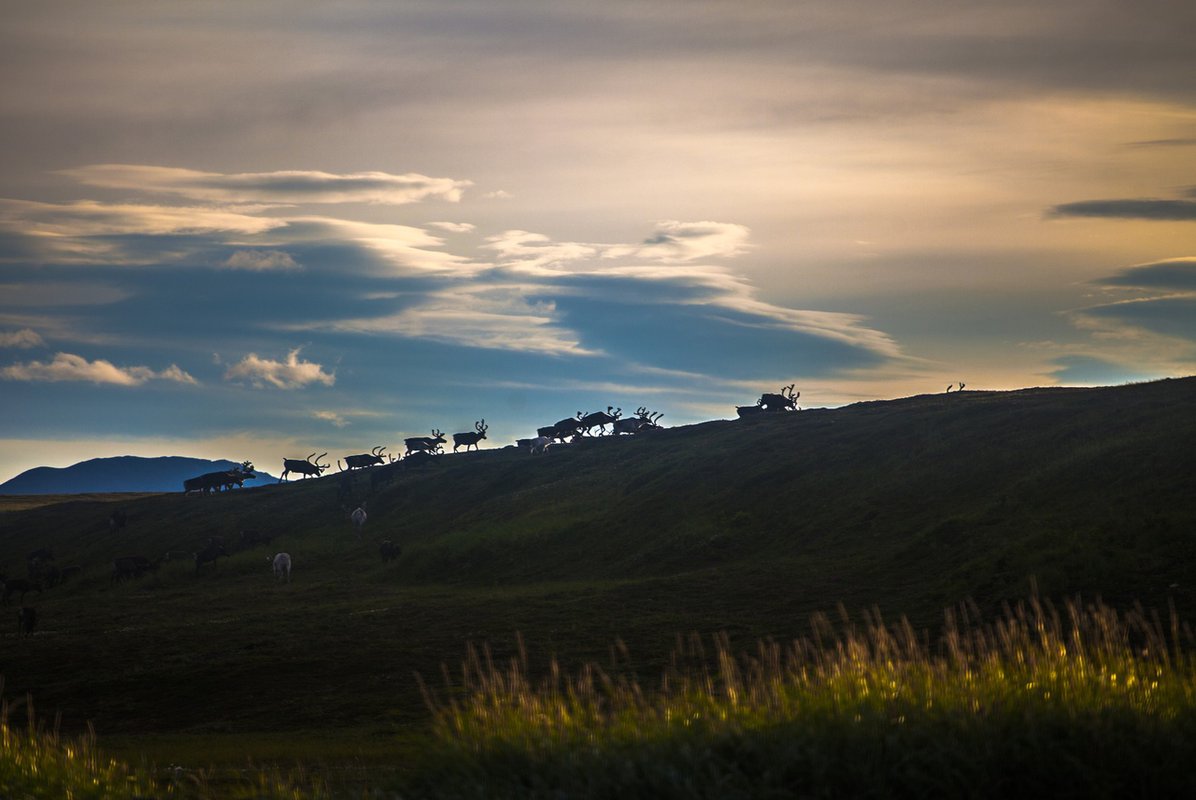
[1,378,1194,782]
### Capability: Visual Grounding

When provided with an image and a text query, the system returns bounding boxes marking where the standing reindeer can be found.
[452,419,489,452]
[280,453,329,481]
[405,429,446,456]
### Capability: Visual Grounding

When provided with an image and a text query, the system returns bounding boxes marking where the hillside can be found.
[1,378,1194,772]
[0,456,277,494]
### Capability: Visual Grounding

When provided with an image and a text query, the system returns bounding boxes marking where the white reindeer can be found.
[351,505,367,534]
[271,552,291,583]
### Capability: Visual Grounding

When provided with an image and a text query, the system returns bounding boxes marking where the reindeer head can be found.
[475,419,488,437]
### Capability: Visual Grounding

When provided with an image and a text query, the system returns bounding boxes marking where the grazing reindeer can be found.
[271,552,292,583]
[736,403,765,418]
[280,453,329,481]
[340,446,388,471]
[759,384,799,412]
[578,406,622,436]
[452,420,489,453]
[404,429,446,456]
[529,435,552,454]
[111,555,163,584]
[351,505,367,534]
[194,541,229,574]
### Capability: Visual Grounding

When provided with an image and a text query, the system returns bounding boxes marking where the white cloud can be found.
[0,198,285,265]
[483,230,599,272]
[59,165,471,205]
[301,285,597,357]
[0,329,44,348]
[427,221,475,233]
[220,249,301,271]
[223,348,336,389]
[615,220,753,263]
[313,410,349,428]
[0,352,197,386]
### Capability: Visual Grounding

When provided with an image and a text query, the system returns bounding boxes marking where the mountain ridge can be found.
[0,455,278,494]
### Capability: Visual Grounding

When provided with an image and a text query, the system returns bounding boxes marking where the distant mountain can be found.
[0,456,277,494]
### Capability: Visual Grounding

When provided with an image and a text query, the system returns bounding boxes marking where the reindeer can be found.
[452,420,489,453]
[350,505,367,535]
[538,416,581,443]
[759,384,799,412]
[578,406,622,436]
[614,407,664,434]
[404,429,446,456]
[340,446,388,471]
[195,540,229,574]
[736,404,765,418]
[280,453,329,481]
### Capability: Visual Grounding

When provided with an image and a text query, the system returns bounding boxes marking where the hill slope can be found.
[0,378,1194,751]
[0,455,277,494]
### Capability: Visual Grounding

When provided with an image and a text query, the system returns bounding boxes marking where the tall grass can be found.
[410,596,1196,798]
[0,685,165,799]
[0,684,327,799]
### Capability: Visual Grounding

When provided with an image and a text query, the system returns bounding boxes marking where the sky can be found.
[2,0,1195,483]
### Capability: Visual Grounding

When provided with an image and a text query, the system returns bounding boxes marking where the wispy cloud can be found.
[58,165,471,205]
[615,220,752,263]
[313,410,349,428]
[219,249,301,271]
[304,285,597,356]
[1,352,197,386]
[427,221,475,233]
[223,348,336,389]
[1050,188,1196,221]
[0,328,44,348]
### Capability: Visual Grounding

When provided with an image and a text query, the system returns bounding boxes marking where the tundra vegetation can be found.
[1,378,1195,797]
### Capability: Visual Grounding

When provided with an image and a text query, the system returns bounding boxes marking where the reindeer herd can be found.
[180,384,803,496]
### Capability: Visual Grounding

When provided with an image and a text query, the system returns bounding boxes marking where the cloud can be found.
[223,348,336,389]
[1,352,197,386]
[313,410,349,428]
[288,217,482,275]
[1050,187,1196,221]
[427,221,475,233]
[620,220,752,263]
[483,230,599,272]
[304,285,597,356]
[1098,257,1196,290]
[484,223,901,360]
[0,328,44,348]
[0,198,285,265]
[219,249,301,271]
[59,165,471,205]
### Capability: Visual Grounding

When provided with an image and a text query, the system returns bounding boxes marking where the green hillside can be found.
[1,378,1194,780]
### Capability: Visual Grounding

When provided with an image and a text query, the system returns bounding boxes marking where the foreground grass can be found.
[9,596,1196,798]
[406,596,1196,798]
[0,687,327,799]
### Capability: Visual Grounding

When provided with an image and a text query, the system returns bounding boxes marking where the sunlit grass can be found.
[411,596,1196,798]
[0,684,328,799]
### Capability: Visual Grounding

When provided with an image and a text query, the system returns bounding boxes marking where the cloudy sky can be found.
[2,0,1194,482]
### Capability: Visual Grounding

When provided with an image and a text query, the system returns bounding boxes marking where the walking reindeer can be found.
[452,420,489,452]
[280,452,329,481]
